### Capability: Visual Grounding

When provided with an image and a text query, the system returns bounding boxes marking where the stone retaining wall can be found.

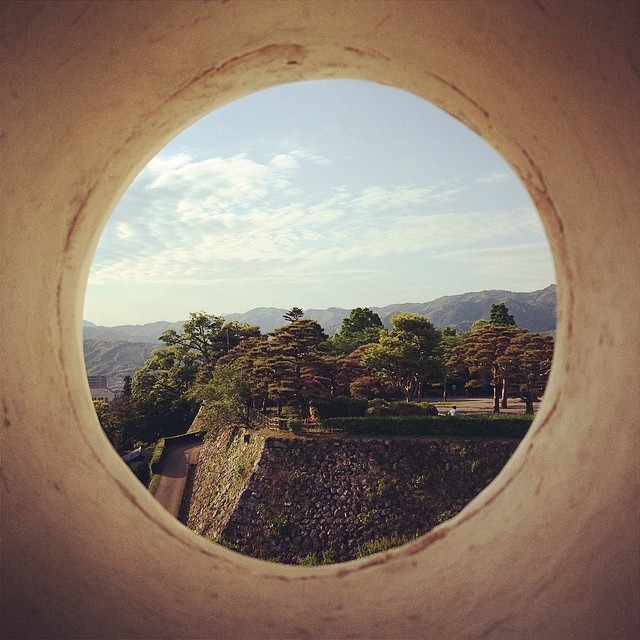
[187,426,266,541]
[188,431,519,564]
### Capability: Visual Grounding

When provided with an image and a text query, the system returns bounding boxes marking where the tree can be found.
[196,321,262,381]
[217,335,271,412]
[159,312,225,367]
[93,392,156,453]
[329,307,383,354]
[447,325,521,412]
[160,312,260,372]
[435,327,464,401]
[489,301,517,327]
[131,357,199,441]
[266,318,330,416]
[107,393,140,449]
[130,313,259,441]
[283,306,304,322]
[93,400,121,449]
[190,361,252,427]
[471,301,518,332]
[362,313,443,402]
[499,332,554,413]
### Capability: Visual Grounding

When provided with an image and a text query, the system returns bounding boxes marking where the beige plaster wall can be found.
[1,1,638,637]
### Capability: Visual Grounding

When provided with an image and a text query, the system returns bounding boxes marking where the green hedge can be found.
[163,430,206,445]
[313,395,368,419]
[367,400,439,417]
[149,438,166,475]
[319,414,532,439]
[148,472,161,495]
[149,430,206,476]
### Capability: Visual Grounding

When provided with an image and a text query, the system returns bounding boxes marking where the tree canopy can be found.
[95,302,555,452]
[489,301,517,326]
[329,307,384,354]
[362,313,443,402]
[283,307,304,322]
[447,324,522,412]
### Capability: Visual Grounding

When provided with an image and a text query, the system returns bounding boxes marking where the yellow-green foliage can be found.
[356,534,411,558]
[149,438,165,474]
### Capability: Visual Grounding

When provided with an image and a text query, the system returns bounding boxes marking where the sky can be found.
[85,80,555,326]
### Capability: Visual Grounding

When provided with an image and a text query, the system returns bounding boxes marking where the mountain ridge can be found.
[84,285,556,381]
[85,285,556,342]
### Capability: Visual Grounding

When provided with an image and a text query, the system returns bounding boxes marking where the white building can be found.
[88,375,117,402]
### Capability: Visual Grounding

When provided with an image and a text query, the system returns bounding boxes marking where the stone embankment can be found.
[187,427,519,564]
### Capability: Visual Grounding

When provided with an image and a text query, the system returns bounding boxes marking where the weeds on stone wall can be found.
[190,433,520,565]
[356,534,412,558]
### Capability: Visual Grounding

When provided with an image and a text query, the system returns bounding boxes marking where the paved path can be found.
[153,442,201,518]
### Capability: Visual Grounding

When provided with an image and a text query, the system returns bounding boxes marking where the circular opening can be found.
[85,79,556,565]
[6,3,637,638]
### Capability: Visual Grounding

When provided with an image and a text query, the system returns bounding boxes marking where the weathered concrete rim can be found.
[1,1,638,638]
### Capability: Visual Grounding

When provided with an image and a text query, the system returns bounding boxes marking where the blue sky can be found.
[85,80,555,326]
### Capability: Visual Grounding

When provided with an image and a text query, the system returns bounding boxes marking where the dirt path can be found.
[432,396,541,415]
[153,442,201,518]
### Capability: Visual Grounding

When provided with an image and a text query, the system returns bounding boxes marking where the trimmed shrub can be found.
[149,438,165,475]
[313,395,369,419]
[318,414,532,439]
[367,400,439,417]
[287,419,303,433]
[148,473,161,495]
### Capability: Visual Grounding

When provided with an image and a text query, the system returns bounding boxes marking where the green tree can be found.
[499,332,554,413]
[160,312,260,373]
[489,301,517,326]
[266,318,329,416]
[283,306,304,322]
[471,301,518,332]
[159,312,225,367]
[329,307,383,354]
[131,313,259,440]
[362,313,443,402]
[218,335,271,412]
[93,400,121,448]
[447,325,521,412]
[105,393,142,450]
[190,361,252,427]
[436,327,464,401]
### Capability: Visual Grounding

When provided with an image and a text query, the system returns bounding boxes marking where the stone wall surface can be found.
[188,431,519,564]
[187,426,266,541]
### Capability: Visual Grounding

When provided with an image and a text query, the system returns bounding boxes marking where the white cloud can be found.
[115,223,134,240]
[476,171,510,184]
[290,149,332,166]
[90,151,549,299]
[270,153,299,169]
[433,241,555,284]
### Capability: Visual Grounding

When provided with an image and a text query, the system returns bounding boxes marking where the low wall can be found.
[188,433,519,564]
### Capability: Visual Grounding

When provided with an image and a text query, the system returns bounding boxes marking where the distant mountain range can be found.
[84,285,556,383]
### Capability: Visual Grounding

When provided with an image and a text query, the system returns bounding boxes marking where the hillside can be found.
[83,285,556,380]
[83,339,156,382]
[224,285,556,334]
[372,285,557,333]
